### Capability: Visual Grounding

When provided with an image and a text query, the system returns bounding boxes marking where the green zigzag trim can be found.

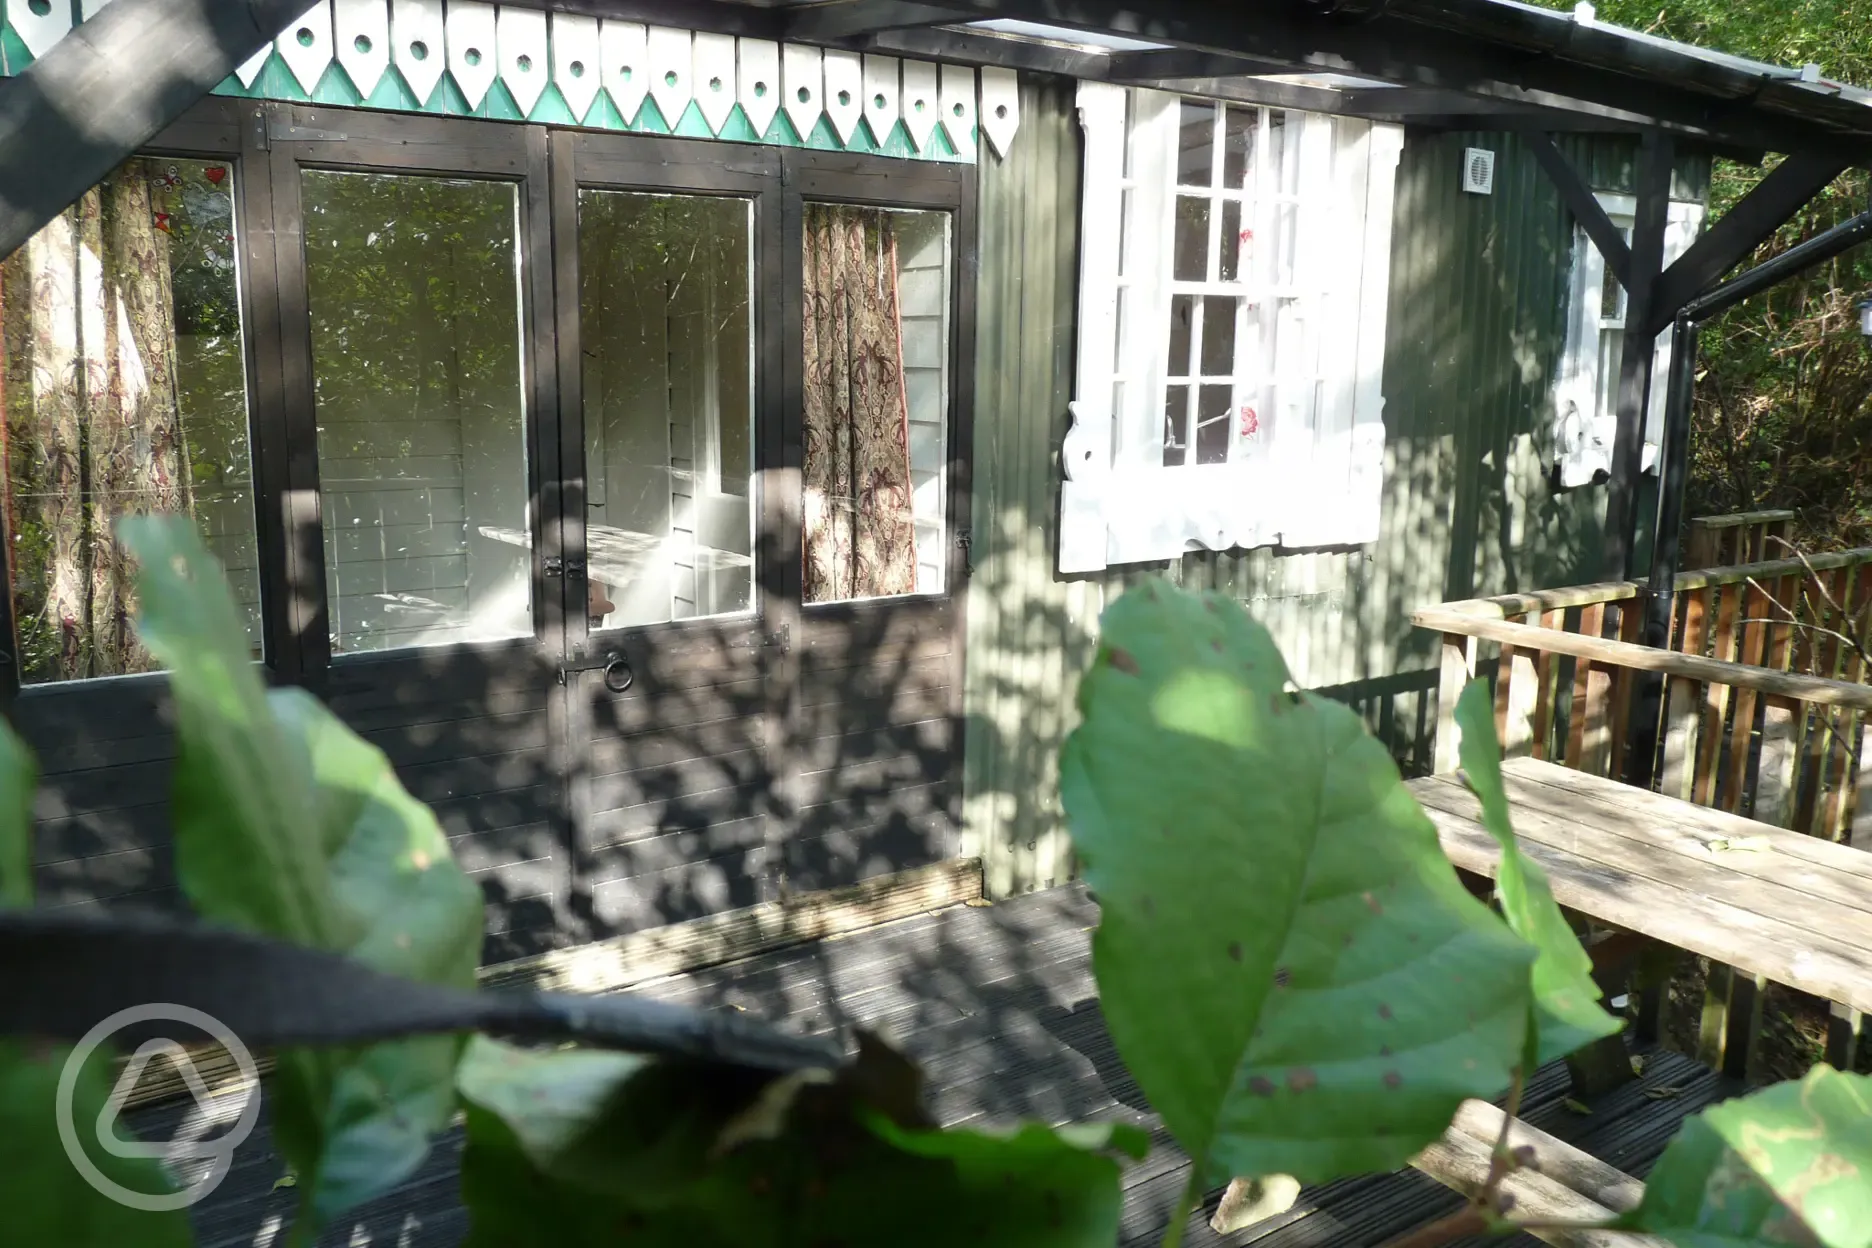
[17,20,974,164]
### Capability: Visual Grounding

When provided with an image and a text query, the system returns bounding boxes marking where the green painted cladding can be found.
[961,81,1709,898]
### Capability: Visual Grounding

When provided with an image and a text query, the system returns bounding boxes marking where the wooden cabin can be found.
[8,1,1872,1242]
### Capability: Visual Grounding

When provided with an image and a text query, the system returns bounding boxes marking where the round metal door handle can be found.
[603,655,634,693]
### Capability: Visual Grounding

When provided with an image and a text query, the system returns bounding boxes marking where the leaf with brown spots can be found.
[1625,1064,1872,1247]
[1453,681,1621,1067]
[1060,579,1533,1188]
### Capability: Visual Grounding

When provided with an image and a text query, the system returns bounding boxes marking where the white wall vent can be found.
[1462,147,1496,195]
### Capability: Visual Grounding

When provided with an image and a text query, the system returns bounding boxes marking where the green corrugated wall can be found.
[960,76,1710,899]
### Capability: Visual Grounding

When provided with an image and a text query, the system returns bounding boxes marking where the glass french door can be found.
[266,109,569,963]
[548,133,787,937]
[781,162,973,897]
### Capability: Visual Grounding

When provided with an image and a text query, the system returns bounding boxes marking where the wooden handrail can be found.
[1414,607,1872,713]
[1429,547,1872,620]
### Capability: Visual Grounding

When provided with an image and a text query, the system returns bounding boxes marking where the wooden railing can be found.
[1683,508,1796,570]
[1417,546,1872,843]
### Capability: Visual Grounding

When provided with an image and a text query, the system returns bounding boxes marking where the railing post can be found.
[1436,632,1478,775]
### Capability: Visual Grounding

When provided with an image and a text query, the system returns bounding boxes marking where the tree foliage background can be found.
[1543,1,1872,549]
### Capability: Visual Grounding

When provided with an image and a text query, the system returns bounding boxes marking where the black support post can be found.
[1603,130,1675,581]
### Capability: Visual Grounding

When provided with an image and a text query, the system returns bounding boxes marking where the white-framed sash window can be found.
[1061,82,1403,574]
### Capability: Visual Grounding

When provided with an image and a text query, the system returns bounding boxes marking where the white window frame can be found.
[1061,83,1403,574]
[1551,191,1705,489]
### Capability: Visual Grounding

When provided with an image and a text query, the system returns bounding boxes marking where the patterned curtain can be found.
[801,205,917,602]
[0,160,192,680]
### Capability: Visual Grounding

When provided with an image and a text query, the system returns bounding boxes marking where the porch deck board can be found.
[142,886,1726,1248]
[1411,756,1872,1014]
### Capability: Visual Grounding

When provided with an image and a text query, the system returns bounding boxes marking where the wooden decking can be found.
[135,886,1730,1248]
[1411,755,1872,1018]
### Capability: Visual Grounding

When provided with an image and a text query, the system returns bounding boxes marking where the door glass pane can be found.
[1,156,261,683]
[579,190,754,629]
[303,170,531,656]
[802,204,950,603]
[1177,100,1216,187]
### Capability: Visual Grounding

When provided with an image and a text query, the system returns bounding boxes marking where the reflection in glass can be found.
[303,171,531,655]
[1178,100,1216,187]
[1223,106,1257,189]
[1200,297,1237,376]
[1162,385,1189,467]
[1,157,260,683]
[1219,199,1243,282]
[1167,294,1194,377]
[1173,197,1211,282]
[580,191,754,628]
[802,205,950,603]
[1196,384,1232,465]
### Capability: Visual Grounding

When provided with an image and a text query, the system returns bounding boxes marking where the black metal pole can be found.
[1625,202,1872,787]
[1625,314,1698,788]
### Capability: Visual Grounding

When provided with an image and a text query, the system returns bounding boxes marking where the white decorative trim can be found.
[781,43,823,141]
[333,0,390,98]
[822,49,864,144]
[979,66,1019,158]
[277,1,336,96]
[390,0,445,104]
[862,55,900,146]
[11,0,73,59]
[1552,192,1705,489]
[599,19,648,124]
[550,11,601,122]
[938,62,976,158]
[737,37,781,136]
[443,0,497,108]
[235,42,274,89]
[1059,81,1128,575]
[497,5,549,115]
[901,58,939,151]
[645,24,692,128]
[692,31,737,134]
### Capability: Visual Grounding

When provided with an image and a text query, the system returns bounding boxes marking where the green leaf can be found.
[0,717,36,907]
[1058,580,1535,1187]
[1453,681,1622,1066]
[121,516,484,1231]
[1626,1064,1872,1248]
[0,1041,195,1248]
[458,1035,1143,1248]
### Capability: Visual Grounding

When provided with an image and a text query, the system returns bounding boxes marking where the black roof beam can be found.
[1106,48,1297,81]
[0,0,308,259]
[1526,130,1633,289]
[1644,151,1851,333]
[868,0,1872,158]
[781,1,963,41]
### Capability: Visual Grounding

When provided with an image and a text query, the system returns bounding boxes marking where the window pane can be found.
[1177,100,1217,187]
[580,190,754,629]
[1598,329,1625,419]
[1162,385,1189,467]
[1219,199,1243,283]
[1269,112,1292,193]
[1167,294,1194,377]
[1195,385,1232,465]
[1173,197,1211,282]
[303,171,531,655]
[1600,228,1631,321]
[1223,106,1257,189]
[1200,297,1237,377]
[803,204,951,603]
[1,157,260,684]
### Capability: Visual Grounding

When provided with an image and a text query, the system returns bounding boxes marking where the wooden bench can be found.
[1407,756,1872,1072]
[1410,1098,1663,1248]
